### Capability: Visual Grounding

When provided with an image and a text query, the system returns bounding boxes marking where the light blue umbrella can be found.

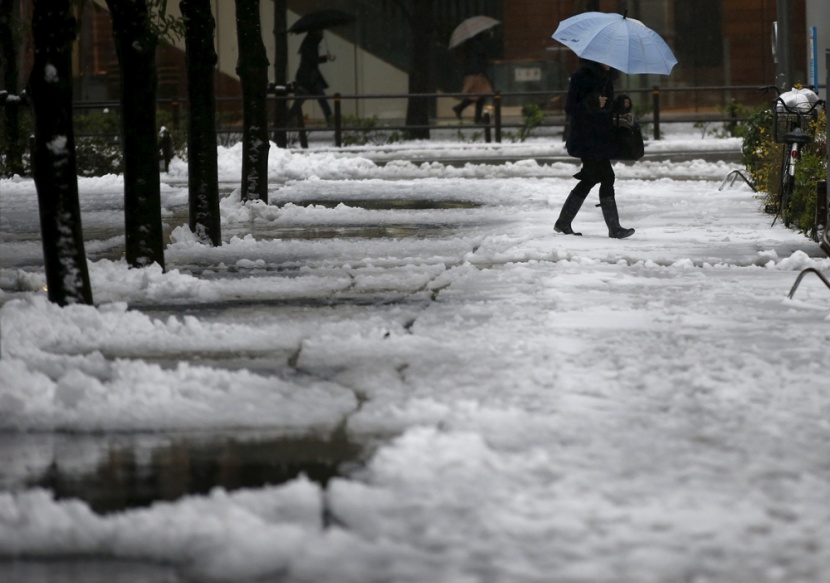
[553,12,677,75]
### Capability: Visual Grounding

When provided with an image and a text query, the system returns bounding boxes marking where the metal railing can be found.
[267,85,779,146]
[4,84,815,146]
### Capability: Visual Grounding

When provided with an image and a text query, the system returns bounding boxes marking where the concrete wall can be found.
[104,1,409,120]
[209,4,409,120]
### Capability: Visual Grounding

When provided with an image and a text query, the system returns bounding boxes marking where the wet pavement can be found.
[0,426,382,582]
[21,429,370,515]
[0,559,181,583]
[0,146,746,580]
[0,179,453,580]
[0,179,469,548]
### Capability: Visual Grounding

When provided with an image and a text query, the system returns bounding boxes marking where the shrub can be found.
[516,103,544,142]
[72,108,122,175]
[0,106,33,176]
[741,107,777,195]
[742,106,826,238]
[341,115,400,146]
[788,109,826,238]
[2,107,188,177]
[694,102,764,139]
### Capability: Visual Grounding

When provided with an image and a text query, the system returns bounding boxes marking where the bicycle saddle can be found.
[782,127,813,144]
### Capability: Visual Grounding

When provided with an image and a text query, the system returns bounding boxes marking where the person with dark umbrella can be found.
[452,31,493,123]
[289,29,334,126]
[555,59,635,239]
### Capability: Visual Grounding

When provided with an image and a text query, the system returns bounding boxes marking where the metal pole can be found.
[776,0,792,91]
[652,86,661,140]
[494,91,502,143]
[353,19,359,118]
[334,93,342,148]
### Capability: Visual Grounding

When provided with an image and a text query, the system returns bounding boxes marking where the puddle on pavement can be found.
[0,559,180,583]
[22,429,371,515]
[170,197,475,241]
[129,291,431,315]
[77,347,344,378]
[2,197,477,274]
[89,347,300,375]
[277,198,481,210]
[1,428,381,580]
[222,223,464,240]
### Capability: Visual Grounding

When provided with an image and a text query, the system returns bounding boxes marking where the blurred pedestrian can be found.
[289,29,334,126]
[452,32,493,123]
[555,59,635,239]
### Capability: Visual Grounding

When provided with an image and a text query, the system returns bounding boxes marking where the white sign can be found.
[514,67,542,82]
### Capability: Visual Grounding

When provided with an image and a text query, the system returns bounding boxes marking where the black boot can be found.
[599,197,635,239]
[554,188,589,236]
[453,100,472,120]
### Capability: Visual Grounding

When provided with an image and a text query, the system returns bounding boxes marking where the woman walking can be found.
[452,32,493,123]
[289,29,334,126]
[555,59,634,239]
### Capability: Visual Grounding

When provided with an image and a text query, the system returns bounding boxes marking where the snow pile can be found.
[1,135,829,582]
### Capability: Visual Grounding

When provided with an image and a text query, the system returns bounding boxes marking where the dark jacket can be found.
[295,33,328,90]
[461,36,489,77]
[565,61,629,160]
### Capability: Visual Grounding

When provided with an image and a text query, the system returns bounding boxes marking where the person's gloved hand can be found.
[613,94,633,113]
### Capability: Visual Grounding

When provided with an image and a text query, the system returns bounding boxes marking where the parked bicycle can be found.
[762,85,824,229]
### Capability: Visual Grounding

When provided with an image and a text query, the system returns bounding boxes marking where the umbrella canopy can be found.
[448,15,500,49]
[288,9,354,34]
[552,12,677,75]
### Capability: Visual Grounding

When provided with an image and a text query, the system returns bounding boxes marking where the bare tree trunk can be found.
[406,0,433,140]
[181,0,221,246]
[105,0,166,270]
[29,0,93,306]
[235,0,270,203]
[1,0,25,176]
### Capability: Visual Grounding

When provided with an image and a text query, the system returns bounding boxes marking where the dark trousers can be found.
[575,159,615,199]
[455,98,486,122]
[289,82,332,123]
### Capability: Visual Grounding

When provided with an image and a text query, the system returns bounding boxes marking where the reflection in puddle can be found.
[278,198,481,210]
[0,559,180,583]
[27,431,371,515]
[224,223,461,240]
[214,197,481,241]
[171,196,479,242]
[129,291,431,315]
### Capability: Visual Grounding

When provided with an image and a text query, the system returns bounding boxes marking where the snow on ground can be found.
[1,128,829,582]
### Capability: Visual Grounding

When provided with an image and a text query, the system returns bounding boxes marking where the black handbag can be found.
[612,114,645,161]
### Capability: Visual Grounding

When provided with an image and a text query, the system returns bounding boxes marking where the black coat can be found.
[295,33,328,90]
[461,36,489,77]
[565,62,628,160]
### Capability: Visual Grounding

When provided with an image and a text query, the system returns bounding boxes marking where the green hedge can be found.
[742,106,827,239]
[1,108,186,177]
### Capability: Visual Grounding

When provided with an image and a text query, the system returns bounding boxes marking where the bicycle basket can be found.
[773,88,820,143]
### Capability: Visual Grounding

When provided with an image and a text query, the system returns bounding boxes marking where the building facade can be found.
[5,0,825,122]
